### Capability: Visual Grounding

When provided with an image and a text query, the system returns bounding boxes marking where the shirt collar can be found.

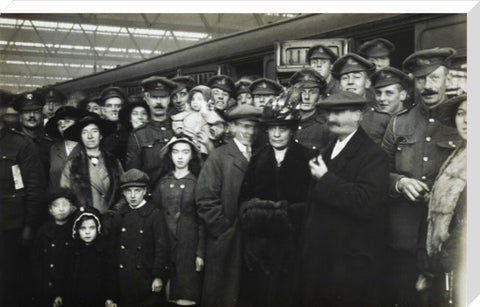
[129,199,147,210]
[233,137,248,153]
[336,129,357,146]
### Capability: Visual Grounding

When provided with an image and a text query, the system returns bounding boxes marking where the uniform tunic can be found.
[111,201,170,307]
[150,172,205,302]
[125,121,174,185]
[361,106,393,144]
[294,110,332,157]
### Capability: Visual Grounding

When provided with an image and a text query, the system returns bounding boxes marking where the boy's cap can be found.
[225,104,262,122]
[120,168,150,189]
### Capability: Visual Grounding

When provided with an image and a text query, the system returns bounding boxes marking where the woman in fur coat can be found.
[417,95,467,307]
[237,101,311,307]
[60,113,123,214]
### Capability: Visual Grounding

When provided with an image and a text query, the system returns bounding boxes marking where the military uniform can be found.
[306,44,339,98]
[294,111,331,155]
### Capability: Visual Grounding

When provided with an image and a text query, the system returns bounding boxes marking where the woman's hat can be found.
[63,113,117,142]
[45,106,91,139]
[71,206,102,239]
[436,94,467,127]
[260,89,301,128]
[118,101,151,131]
[159,135,200,160]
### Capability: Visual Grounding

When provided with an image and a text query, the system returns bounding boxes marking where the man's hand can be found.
[53,296,63,307]
[152,278,163,293]
[195,256,205,272]
[397,177,430,202]
[309,154,328,179]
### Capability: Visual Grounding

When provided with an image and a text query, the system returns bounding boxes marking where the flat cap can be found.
[402,47,456,77]
[289,68,327,91]
[207,75,235,93]
[235,80,252,97]
[371,67,413,90]
[436,94,467,127]
[141,76,177,97]
[171,75,196,95]
[249,78,283,96]
[307,44,339,62]
[120,168,150,189]
[13,92,45,111]
[99,86,127,105]
[332,53,376,78]
[317,91,367,110]
[43,88,67,104]
[358,38,395,58]
[225,104,262,121]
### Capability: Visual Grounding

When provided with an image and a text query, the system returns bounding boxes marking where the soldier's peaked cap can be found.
[371,67,413,90]
[43,88,67,103]
[207,75,235,93]
[99,86,127,105]
[235,80,252,96]
[289,68,327,91]
[402,47,456,77]
[331,53,376,78]
[171,76,196,95]
[358,38,395,58]
[307,44,338,62]
[13,92,45,111]
[141,76,177,96]
[249,78,283,96]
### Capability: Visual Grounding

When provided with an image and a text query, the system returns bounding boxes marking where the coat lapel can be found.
[228,141,249,172]
[54,142,67,161]
[326,128,366,173]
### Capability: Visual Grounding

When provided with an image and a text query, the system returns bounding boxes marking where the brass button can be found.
[51,243,55,248]
[421,176,426,180]
[119,264,124,269]
[121,245,125,249]
[50,264,54,268]
[425,137,431,142]
[180,184,185,189]
[423,157,429,162]
[170,184,174,188]
[121,227,126,232]
[139,229,144,234]
[428,118,435,123]
[297,126,302,130]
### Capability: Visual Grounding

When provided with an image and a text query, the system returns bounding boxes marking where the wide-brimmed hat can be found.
[260,89,300,128]
[63,113,117,142]
[436,94,467,127]
[159,135,200,160]
[45,106,91,139]
[118,101,150,131]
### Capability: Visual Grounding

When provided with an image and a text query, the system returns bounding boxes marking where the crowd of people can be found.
[0,38,467,307]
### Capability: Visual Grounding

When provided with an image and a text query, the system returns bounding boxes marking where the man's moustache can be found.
[422,89,438,96]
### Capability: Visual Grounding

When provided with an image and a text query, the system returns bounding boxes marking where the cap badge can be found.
[261,82,267,88]
[304,74,311,81]
[347,58,359,65]
[416,58,431,65]
[318,47,324,53]
[49,90,53,96]
[26,93,33,100]
[219,79,226,85]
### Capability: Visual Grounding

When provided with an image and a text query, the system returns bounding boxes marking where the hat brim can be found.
[45,109,90,139]
[212,84,233,93]
[260,118,299,127]
[411,64,442,78]
[147,90,170,97]
[159,137,200,160]
[436,95,467,127]
[120,182,148,189]
[63,117,117,142]
[317,102,366,110]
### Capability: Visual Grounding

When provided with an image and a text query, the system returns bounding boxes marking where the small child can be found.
[67,206,117,307]
[111,168,170,307]
[151,136,205,306]
[31,188,77,307]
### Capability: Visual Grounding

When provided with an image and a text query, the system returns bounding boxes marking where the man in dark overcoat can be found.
[195,104,262,307]
[298,91,389,306]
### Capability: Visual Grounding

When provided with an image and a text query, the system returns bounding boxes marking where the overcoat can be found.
[31,219,73,306]
[48,141,80,190]
[150,172,205,302]
[299,127,389,306]
[195,140,248,307]
[238,141,311,307]
[108,201,170,307]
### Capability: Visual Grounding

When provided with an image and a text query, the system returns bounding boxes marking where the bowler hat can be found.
[45,106,91,139]
[13,92,45,111]
[63,113,117,142]
[402,47,456,77]
[307,44,338,63]
[358,38,395,58]
[331,53,376,78]
[317,91,367,110]
[120,168,150,189]
[207,75,235,93]
[436,94,467,127]
[141,76,177,97]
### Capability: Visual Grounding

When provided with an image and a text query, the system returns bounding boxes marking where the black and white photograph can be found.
[0,2,475,306]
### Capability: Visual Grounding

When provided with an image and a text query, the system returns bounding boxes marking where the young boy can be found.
[31,188,77,307]
[112,168,170,307]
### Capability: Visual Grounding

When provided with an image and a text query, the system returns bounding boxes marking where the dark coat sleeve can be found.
[151,208,171,282]
[125,131,141,170]
[311,147,389,220]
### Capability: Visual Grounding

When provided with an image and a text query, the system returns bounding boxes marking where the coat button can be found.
[65,242,69,246]
[139,229,144,234]
[137,246,142,251]
[148,145,153,148]
[421,176,426,180]
[164,138,169,142]
[161,127,166,131]
[297,126,302,130]
[423,157,429,162]
[312,146,316,150]
[119,264,124,269]
[425,137,431,142]
[1,156,5,159]
[51,243,55,248]
[121,245,125,249]
[48,282,52,287]
[429,118,435,123]
[170,184,174,188]
[180,184,185,189]
[121,227,126,232]
[50,264,54,268]
[136,265,141,270]
[397,147,402,151]
[448,140,455,148]
[175,212,180,219]
[294,139,299,143]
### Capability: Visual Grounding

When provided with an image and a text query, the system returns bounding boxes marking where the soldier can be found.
[125,76,176,185]
[289,68,331,155]
[306,44,340,97]
[358,38,395,71]
[235,80,253,105]
[41,88,68,123]
[249,78,283,109]
[361,67,413,144]
[0,91,46,307]
[170,75,196,114]
[207,75,236,113]
[98,86,130,166]
[332,53,376,104]
[13,92,55,178]
[196,104,262,307]
[381,47,461,306]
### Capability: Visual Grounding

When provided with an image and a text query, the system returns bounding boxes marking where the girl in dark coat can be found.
[238,102,311,307]
[150,136,205,306]
[66,206,117,307]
